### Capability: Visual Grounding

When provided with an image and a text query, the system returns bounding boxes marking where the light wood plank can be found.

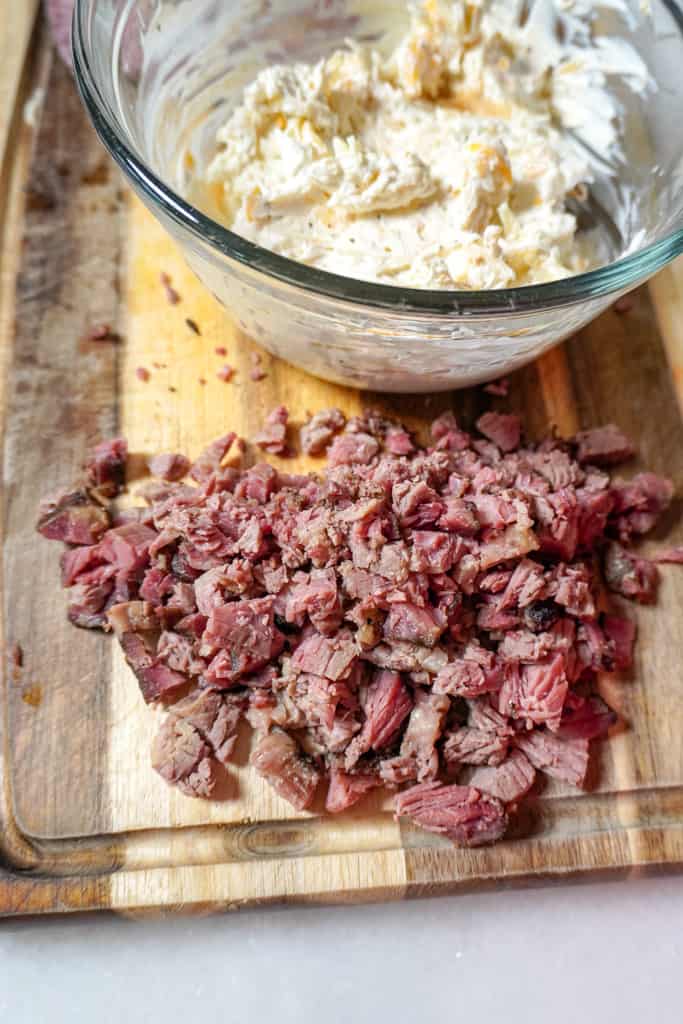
[0,0,40,175]
[650,256,683,414]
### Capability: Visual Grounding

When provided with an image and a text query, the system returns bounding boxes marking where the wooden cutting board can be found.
[1,21,683,918]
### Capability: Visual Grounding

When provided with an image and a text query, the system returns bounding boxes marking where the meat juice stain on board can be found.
[21,685,43,708]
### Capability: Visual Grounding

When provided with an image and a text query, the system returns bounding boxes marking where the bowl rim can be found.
[72,0,683,317]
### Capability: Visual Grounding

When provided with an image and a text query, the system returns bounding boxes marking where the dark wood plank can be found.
[2,44,124,840]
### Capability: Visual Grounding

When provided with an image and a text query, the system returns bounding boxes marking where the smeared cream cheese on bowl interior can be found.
[202,0,651,290]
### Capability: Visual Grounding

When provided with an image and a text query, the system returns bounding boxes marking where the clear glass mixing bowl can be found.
[73,0,683,392]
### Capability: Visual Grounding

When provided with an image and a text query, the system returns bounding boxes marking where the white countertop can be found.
[2,874,682,1022]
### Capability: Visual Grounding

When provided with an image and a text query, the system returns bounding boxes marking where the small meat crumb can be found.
[21,684,43,708]
[10,643,23,669]
[136,367,150,382]
[250,352,266,379]
[483,378,510,398]
[160,272,181,305]
[186,318,201,335]
[86,323,116,342]
[253,405,289,455]
[614,295,635,315]
[217,364,234,382]
[198,377,207,386]
[148,453,191,482]
[653,547,683,565]
[215,346,227,357]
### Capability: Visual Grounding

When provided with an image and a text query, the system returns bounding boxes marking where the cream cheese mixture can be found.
[204,0,650,290]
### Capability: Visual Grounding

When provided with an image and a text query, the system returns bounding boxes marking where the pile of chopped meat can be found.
[36,408,679,847]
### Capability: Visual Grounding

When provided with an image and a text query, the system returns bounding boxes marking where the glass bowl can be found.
[73,0,683,393]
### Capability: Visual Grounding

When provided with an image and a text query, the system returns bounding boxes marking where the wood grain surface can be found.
[1,28,682,918]
[0,0,39,174]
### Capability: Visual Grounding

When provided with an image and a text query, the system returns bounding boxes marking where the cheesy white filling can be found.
[205,0,645,290]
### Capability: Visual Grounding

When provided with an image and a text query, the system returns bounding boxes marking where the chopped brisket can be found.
[107,598,160,636]
[443,723,510,768]
[602,615,636,671]
[576,620,616,673]
[533,489,579,561]
[37,487,109,545]
[364,640,449,675]
[433,645,502,698]
[385,426,415,456]
[251,729,320,810]
[502,653,568,731]
[85,438,128,497]
[551,562,596,618]
[152,717,216,798]
[430,411,470,451]
[202,597,284,685]
[157,631,205,677]
[253,405,289,456]
[610,473,674,540]
[556,694,617,741]
[391,690,449,783]
[383,603,445,648]
[604,542,659,604]
[148,452,191,481]
[576,487,614,549]
[469,749,536,804]
[395,782,508,846]
[326,769,378,813]
[98,522,157,574]
[151,688,246,798]
[515,729,589,787]
[327,431,379,468]
[285,569,342,636]
[300,408,346,455]
[345,669,412,766]
[67,569,115,629]
[189,433,237,482]
[438,496,479,535]
[37,405,679,846]
[498,630,555,663]
[574,424,635,466]
[108,601,188,702]
[499,559,546,610]
[476,412,521,453]
[478,517,538,570]
[442,697,513,768]
[291,629,357,681]
[393,480,444,528]
[409,531,460,573]
[60,544,105,588]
